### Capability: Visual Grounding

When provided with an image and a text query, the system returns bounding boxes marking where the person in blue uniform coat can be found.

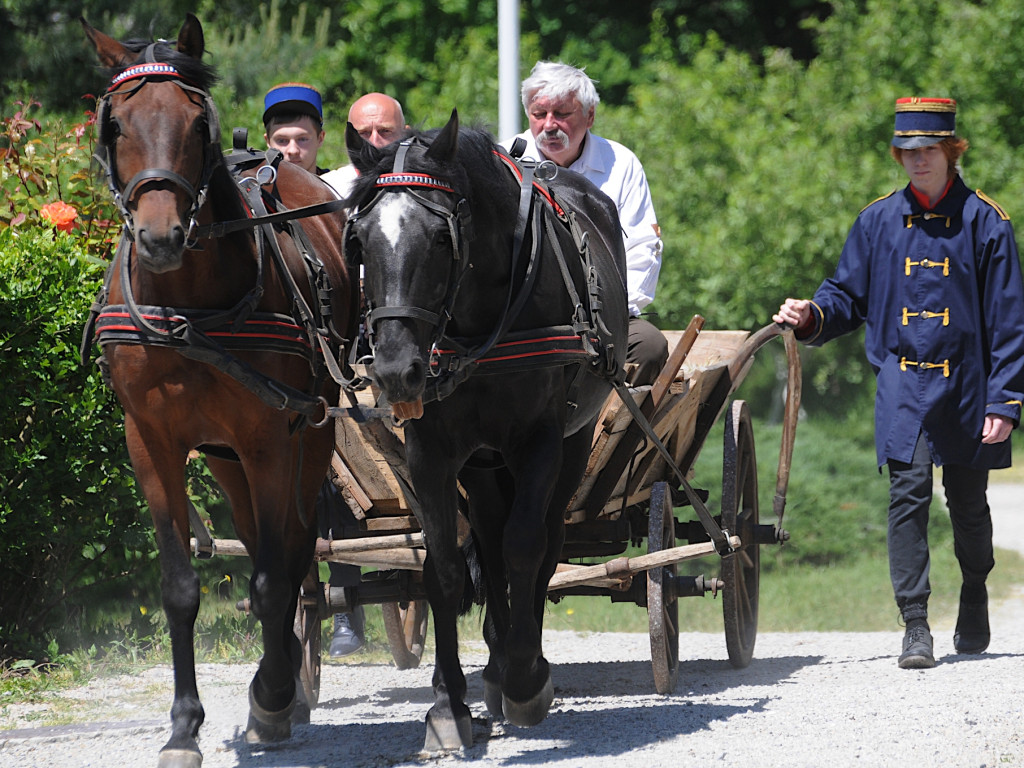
[774,97,1024,669]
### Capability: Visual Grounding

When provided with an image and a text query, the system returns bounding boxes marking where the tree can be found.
[1,0,198,110]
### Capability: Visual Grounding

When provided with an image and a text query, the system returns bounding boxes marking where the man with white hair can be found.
[505,60,667,384]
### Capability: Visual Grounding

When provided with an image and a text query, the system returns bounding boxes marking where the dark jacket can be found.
[802,175,1024,468]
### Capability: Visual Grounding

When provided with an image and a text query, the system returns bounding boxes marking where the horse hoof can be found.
[245,712,292,744]
[245,682,296,744]
[483,678,504,719]
[422,710,473,753]
[157,748,203,768]
[502,674,554,727]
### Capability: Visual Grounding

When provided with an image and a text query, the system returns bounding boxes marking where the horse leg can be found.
[206,455,294,741]
[249,436,325,749]
[213,445,313,744]
[498,419,591,727]
[458,465,514,720]
[533,423,592,630]
[407,452,473,752]
[125,426,205,768]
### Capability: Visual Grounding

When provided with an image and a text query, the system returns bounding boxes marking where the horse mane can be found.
[347,124,515,223]
[104,37,218,91]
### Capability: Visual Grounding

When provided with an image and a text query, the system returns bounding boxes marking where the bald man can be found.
[316,93,407,657]
[321,92,409,197]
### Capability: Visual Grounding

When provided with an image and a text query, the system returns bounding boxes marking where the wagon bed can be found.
[195,317,801,701]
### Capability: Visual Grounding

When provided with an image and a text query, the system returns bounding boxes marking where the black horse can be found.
[345,111,628,750]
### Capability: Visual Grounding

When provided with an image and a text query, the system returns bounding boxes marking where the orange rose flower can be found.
[40,201,78,232]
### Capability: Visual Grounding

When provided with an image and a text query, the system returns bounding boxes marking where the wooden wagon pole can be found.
[773,329,802,527]
[547,535,741,591]
[718,323,802,528]
[190,532,427,570]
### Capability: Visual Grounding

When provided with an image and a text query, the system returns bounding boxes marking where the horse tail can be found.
[460,531,486,614]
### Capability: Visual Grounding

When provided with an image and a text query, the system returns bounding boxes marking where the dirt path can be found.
[2,486,1021,768]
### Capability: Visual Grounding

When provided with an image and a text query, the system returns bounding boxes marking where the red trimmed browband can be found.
[375,173,455,193]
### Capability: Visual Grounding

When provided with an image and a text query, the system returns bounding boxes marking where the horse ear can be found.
[425,109,459,162]
[346,122,382,173]
[176,13,205,60]
[80,17,133,68]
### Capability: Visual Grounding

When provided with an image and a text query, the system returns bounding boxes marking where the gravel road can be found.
[3,485,1022,768]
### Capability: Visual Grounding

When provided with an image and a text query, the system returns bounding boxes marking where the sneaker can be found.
[329,607,365,658]
[954,585,990,654]
[898,619,935,669]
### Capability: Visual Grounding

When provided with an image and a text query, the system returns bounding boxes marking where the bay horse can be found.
[345,112,628,751]
[81,15,356,768]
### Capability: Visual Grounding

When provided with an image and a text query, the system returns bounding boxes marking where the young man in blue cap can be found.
[262,84,409,657]
[263,81,367,656]
[774,98,1024,669]
[263,82,327,175]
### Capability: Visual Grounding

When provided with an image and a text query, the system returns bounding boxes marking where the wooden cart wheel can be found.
[721,400,760,669]
[293,565,322,720]
[648,481,680,693]
[382,598,429,669]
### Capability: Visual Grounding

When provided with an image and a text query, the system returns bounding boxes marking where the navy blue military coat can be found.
[802,175,1024,469]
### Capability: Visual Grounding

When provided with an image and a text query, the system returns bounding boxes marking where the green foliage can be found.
[0,227,148,659]
[0,0,198,112]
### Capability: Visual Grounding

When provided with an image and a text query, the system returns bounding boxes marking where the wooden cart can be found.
[194,315,801,706]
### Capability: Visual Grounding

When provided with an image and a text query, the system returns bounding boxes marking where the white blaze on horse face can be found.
[377,194,417,251]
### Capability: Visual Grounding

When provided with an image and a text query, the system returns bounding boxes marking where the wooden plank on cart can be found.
[334,387,418,518]
[677,330,751,376]
[676,329,752,474]
[547,535,742,591]
[330,450,372,519]
[335,410,403,511]
[576,315,705,520]
[574,328,754,520]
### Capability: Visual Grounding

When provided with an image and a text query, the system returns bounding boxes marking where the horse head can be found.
[82,14,220,274]
[346,110,479,419]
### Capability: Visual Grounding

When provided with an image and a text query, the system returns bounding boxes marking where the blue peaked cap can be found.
[263,83,323,126]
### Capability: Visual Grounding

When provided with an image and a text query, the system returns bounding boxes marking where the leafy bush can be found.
[0,96,158,661]
[0,227,151,660]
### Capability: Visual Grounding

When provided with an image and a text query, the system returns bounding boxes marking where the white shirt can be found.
[320,164,359,200]
[504,130,663,316]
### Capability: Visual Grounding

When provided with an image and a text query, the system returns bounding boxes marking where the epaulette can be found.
[859,189,897,214]
[975,189,1011,221]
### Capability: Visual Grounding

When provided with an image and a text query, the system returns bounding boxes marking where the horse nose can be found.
[373,354,426,405]
[136,224,186,273]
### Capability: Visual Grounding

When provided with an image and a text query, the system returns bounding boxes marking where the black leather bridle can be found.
[93,47,221,246]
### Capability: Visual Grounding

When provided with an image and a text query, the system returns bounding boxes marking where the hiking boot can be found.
[898,619,935,669]
[954,585,990,654]
[329,607,365,658]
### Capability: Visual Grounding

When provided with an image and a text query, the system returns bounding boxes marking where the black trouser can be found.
[886,432,994,621]
[626,316,669,386]
[316,479,362,589]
